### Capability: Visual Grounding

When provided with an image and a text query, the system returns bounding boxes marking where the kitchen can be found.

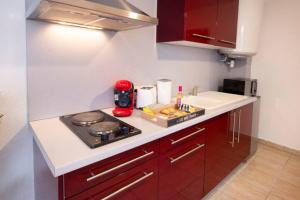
[1,0,300,200]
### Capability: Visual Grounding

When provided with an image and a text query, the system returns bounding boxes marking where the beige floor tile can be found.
[288,155,300,169]
[271,179,300,200]
[292,151,300,157]
[278,157,300,187]
[279,170,300,188]
[205,143,300,200]
[247,155,285,178]
[237,164,277,193]
[202,191,223,200]
[208,192,239,200]
[256,144,291,166]
[266,194,285,200]
[221,175,269,200]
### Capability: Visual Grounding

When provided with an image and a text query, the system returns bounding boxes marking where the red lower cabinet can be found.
[63,142,159,198]
[55,104,253,200]
[158,127,206,200]
[204,104,253,195]
[204,113,236,195]
[67,158,158,200]
[60,141,159,200]
[231,103,253,165]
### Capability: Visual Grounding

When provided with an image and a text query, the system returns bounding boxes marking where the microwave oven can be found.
[223,78,257,96]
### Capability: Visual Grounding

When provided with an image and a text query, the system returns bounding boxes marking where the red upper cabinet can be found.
[156,0,185,42]
[157,0,239,49]
[185,0,218,45]
[215,0,239,48]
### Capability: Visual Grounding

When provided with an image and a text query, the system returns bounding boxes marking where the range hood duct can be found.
[26,0,158,31]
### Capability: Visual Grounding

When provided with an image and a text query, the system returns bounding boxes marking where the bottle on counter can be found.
[176,85,183,109]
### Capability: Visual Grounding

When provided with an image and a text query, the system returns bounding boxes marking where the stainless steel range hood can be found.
[26,0,158,31]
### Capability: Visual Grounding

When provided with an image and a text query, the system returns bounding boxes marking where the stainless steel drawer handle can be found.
[170,128,205,145]
[218,39,236,45]
[87,151,154,182]
[192,34,215,40]
[170,144,205,164]
[231,112,236,147]
[101,171,154,200]
[237,109,242,143]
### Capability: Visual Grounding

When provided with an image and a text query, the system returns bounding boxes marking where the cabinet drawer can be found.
[159,135,205,200]
[67,158,158,200]
[64,141,159,198]
[160,123,207,153]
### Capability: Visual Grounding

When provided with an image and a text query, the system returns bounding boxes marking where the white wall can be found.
[251,0,300,150]
[26,0,248,121]
[0,0,34,200]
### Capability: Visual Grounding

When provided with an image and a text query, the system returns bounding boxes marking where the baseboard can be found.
[257,138,300,156]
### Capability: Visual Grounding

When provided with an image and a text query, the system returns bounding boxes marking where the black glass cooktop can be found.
[60,110,141,149]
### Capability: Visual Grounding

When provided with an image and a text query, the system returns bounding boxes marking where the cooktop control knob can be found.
[100,133,109,142]
[120,126,130,135]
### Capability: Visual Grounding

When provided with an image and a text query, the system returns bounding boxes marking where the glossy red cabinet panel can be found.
[159,127,206,200]
[185,0,218,45]
[232,103,253,164]
[157,0,239,49]
[160,123,206,153]
[63,141,159,198]
[204,113,236,195]
[215,0,239,48]
[204,104,253,195]
[157,0,185,42]
[67,158,159,200]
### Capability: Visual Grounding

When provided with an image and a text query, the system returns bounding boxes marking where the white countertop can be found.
[30,93,257,177]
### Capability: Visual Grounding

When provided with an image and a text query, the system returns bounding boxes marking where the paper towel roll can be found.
[157,79,172,104]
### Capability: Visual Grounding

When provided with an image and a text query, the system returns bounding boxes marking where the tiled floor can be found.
[204,143,300,200]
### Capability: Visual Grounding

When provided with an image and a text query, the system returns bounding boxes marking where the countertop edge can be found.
[31,127,57,176]
[31,97,257,177]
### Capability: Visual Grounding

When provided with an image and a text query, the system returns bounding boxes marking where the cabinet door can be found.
[204,113,236,195]
[64,142,158,198]
[215,0,239,48]
[229,104,253,168]
[234,104,253,163]
[156,0,185,42]
[185,0,218,45]
[67,158,158,200]
[159,134,205,200]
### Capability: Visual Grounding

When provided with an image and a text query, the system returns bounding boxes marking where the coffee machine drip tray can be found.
[60,110,141,148]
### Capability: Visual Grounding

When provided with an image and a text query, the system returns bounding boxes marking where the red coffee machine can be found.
[112,80,134,117]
